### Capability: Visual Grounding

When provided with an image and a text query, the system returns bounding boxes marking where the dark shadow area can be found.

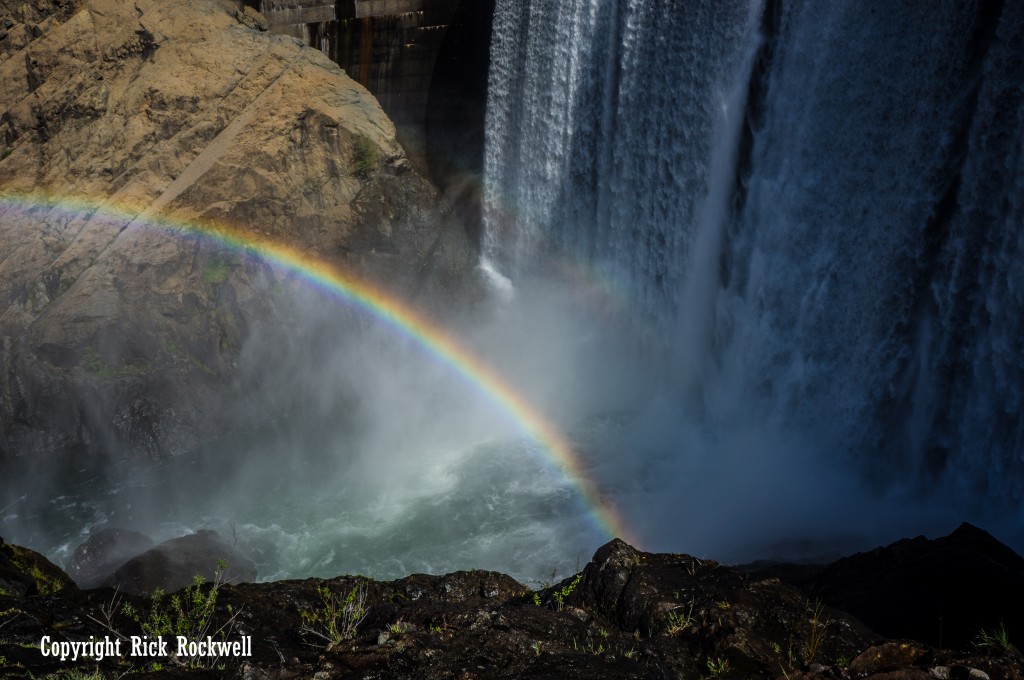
[424,0,496,250]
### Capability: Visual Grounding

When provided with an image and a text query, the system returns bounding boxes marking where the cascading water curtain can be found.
[483,0,1024,520]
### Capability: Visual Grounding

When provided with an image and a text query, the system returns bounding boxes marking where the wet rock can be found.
[104,529,256,595]
[65,526,154,588]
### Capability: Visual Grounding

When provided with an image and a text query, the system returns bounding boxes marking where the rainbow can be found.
[0,192,637,545]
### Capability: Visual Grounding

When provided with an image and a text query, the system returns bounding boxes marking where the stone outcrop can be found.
[0,0,478,458]
[1,532,1023,679]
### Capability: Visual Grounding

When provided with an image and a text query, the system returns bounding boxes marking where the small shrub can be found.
[300,582,368,646]
[121,561,239,669]
[551,574,582,611]
[974,622,1017,653]
[352,134,378,180]
[666,601,695,635]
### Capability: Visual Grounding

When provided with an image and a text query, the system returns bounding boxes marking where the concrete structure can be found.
[252,0,491,180]
[255,0,336,36]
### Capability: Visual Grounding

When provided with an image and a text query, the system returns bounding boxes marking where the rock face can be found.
[1,536,1022,679]
[0,0,478,458]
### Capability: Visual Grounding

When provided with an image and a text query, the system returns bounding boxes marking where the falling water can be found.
[483,0,1024,542]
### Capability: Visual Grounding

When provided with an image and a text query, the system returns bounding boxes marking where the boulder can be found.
[65,527,154,589]
[104,529,256,595]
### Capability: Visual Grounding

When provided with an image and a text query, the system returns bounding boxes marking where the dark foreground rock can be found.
[742,523,1024,650]
[1,533,1022,679]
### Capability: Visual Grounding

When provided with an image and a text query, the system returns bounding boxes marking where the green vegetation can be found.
[387,619,411,635]
[551,574,582,612]
[706,657,730,677]
[665,601,695,635]
[29,561,64,593]
[974,622,1017,653]
[804,600,828,663]
[121,561,239,669]
[300,582,368,646]
[7,546,66,594]
[352,134,378,180]
[531,573,582,611]
[83,348,103,374]
[203,256,231,285]
[0,147,12,161]
[81,348,149,381]
[39,670,107,680]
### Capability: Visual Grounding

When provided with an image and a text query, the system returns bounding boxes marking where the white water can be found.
[483,0,1024,552]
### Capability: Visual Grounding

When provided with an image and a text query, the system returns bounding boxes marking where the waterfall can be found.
[482,0,1024,523]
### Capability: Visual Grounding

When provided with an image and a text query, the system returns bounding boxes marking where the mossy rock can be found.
[0,541,76,596]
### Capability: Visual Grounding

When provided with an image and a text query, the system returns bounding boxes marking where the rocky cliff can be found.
[0,0,478,458]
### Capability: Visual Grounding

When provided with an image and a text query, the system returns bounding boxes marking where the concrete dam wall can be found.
[252,0,493,185]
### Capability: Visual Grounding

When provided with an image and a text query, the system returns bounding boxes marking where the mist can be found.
[3,223,1020,585]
